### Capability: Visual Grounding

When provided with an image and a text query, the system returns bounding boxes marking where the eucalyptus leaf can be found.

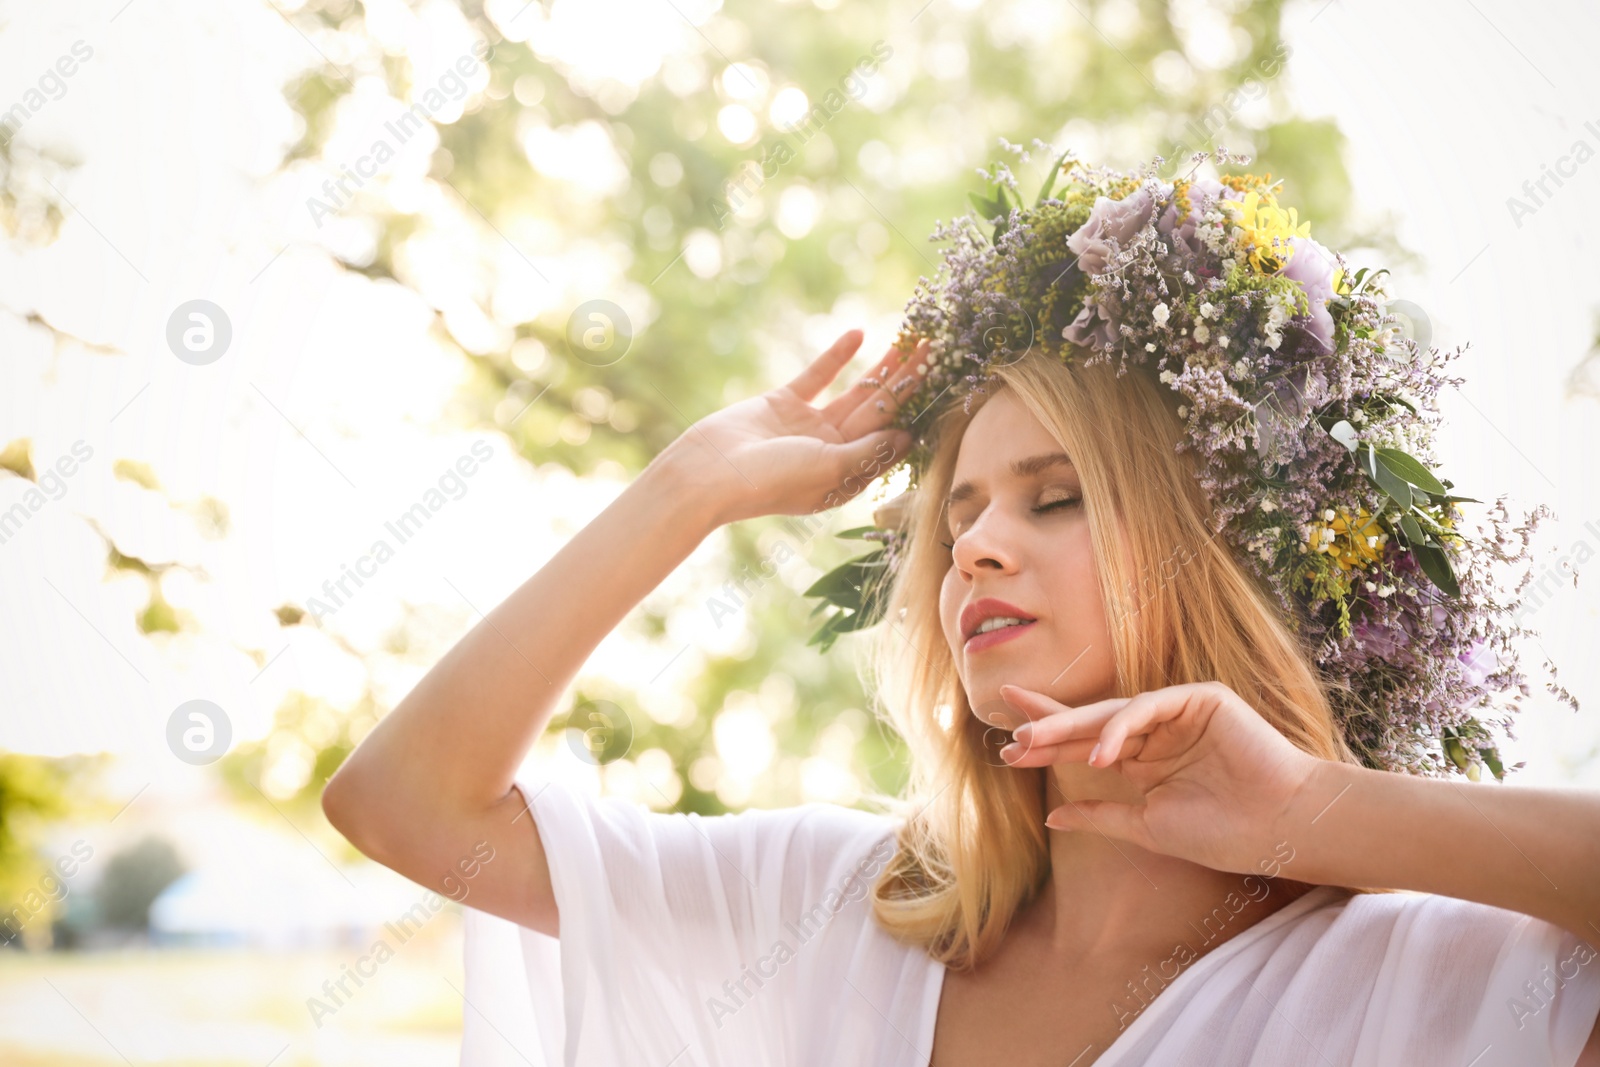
[1375,447,1447,495]
[1363,444,1413,510]
[1399,513,1426,545]
[1411,541,1461,597]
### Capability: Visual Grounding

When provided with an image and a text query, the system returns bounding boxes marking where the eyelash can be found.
[940,496,1081,549]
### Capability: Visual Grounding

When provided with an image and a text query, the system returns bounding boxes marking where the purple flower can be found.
[1155,179,1238,258]
[1460,639,1500,687]
[1353,618,1408,659]
[1061,292,1119,351]
[1068,188,1156,276]
[1280,236,1338,354]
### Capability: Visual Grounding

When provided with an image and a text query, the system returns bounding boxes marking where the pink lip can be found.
[965,619,1037,653]
[960,597,1039,653]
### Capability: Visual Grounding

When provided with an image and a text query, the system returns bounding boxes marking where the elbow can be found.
[321,760,382,859]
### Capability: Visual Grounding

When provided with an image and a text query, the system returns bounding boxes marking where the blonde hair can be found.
[862,349,1367,971]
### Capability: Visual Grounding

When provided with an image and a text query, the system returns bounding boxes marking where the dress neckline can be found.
[913,881,1350,1066]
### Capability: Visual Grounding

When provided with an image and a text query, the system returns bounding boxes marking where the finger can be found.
[836,356,929,438]
[785,330,865,402]
[824,338,929,425]
[1003,687,1127,747]
[1091,689,1196,767]
[1002,730,1150,768]
[1044,798,1147,843]
[999,736,1099,766]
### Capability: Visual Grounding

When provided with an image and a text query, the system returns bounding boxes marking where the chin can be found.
[955,642,1111,729]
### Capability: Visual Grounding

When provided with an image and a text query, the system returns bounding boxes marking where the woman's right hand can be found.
[659,330,931,526]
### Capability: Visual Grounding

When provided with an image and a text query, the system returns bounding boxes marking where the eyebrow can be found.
[946,452,1074,508]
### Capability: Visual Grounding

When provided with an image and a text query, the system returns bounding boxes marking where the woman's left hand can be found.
[998,681,1325,875]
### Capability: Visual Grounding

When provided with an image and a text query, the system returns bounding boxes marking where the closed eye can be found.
[940,495,1080,549]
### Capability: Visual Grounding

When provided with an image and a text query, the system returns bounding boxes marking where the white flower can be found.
[1261,499,1276,513]
[1182,270,1195,285]
[1152,302,1170,325]
[1193,323,1210,343]
[1159,368,1176,384]
[1145,342,1157,352]
[1199,301,1217,319]
[1232,359,1249,376]
[1218,335,1229,348]
[1377,584,1396,598]
[1323,509,1336,521]
[1351,409,1366,424]
[1264,334,1282,350]
[1176,404,1188,418]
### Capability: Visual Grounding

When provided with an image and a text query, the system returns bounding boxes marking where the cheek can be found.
[1044,522,1104,615]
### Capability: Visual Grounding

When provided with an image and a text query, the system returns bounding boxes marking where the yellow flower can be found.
[1307,507,1386,571]
[1218,187,1312,274]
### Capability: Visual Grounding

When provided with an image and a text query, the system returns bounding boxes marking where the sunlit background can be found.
[2,0,1599,1062]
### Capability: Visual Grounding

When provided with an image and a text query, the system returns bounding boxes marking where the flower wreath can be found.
[804,142,1573,780]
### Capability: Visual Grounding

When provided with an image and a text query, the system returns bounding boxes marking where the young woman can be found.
[325,144,1600,1065]
[322,328,1600,1066]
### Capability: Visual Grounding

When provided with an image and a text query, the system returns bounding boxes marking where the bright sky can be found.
[1,0,1596,848]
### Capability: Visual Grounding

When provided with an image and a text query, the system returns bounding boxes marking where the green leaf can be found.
[833,525,879,540]
[1411,541,1461,597]
[1442,735,1470,771]
[1034,149,1074,206]
[803,546,892,612]
[968,191,1003,219]
[1398,513,1426,545]
[1479,745,1505,781]
[1362,444,1412,511]
[1374,447,1447,496]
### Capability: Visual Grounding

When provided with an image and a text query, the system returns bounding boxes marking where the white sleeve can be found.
[1347,891,1600,1067]
[459,777,903,1067]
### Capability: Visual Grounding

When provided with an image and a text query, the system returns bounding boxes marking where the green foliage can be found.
[0,754,89,924]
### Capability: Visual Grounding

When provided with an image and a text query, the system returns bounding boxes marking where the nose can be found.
[951,506,1020,581]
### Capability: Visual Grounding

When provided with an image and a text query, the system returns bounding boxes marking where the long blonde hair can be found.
[863,349,1366,971]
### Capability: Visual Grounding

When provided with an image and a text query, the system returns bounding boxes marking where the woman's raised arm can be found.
[320,330,925,934]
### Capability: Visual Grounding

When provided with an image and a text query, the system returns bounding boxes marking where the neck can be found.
[1028,763,1313,957]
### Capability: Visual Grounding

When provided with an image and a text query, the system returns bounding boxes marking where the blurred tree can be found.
[94,836,185,931]
[0,753,88,948]
[245,0,1360,815]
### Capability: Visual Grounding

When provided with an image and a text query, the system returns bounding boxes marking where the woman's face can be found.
[938,389,1118,728]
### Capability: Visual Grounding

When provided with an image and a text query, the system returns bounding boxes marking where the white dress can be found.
[460,778,1600,1067]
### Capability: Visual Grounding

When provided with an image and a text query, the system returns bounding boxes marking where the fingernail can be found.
[999,742,1020,762]
[1012,724,1032,744]
[1088,742,1101,766]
